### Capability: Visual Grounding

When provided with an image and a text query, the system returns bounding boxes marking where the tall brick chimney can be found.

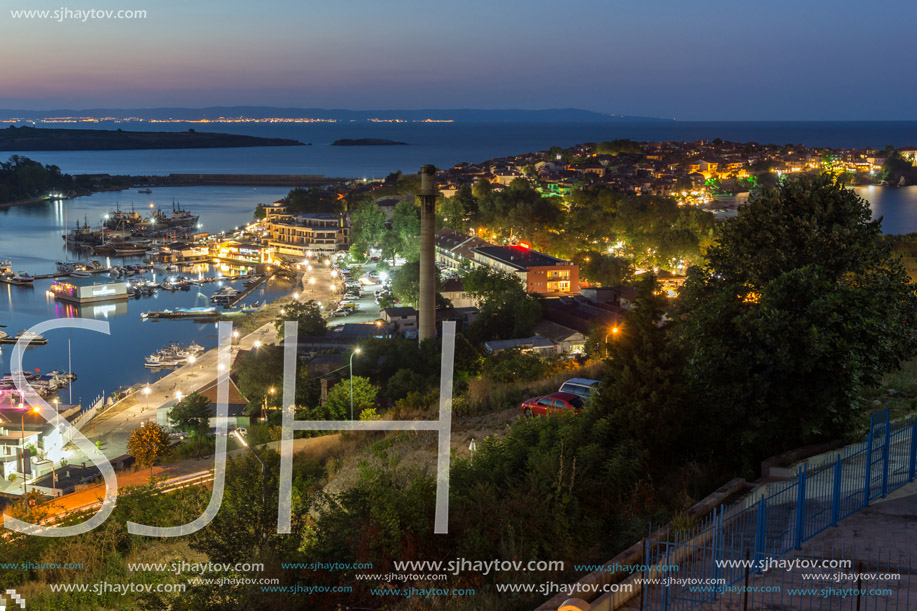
[418,165,437,342]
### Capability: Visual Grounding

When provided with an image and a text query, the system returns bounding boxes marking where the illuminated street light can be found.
[349,347,362,420]
[605,326,620,358]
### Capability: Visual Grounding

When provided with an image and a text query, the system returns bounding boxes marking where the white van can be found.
[558,378,601,399]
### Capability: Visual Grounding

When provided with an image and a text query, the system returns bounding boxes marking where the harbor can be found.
[0,186,294,409]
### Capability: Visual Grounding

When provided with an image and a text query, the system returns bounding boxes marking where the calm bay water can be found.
[0,187,293,407]
[2,121,917,404]
[5,120,917,178]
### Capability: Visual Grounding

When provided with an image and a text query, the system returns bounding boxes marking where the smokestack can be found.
[418,165,437,342]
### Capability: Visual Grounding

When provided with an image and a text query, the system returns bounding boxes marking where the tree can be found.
[471,178,493,201]
[678,174,917,465]
[574,251,633,286]
[169,392,212,437]
[235,345,316,414]
[391,200,421,261]
[284,187,342,214]
[597,274,688,463]
[127,422,170,478]
[436,196,467,232]
[253,203,267,220]
[461,267,522,300]
[324,376,378,420]
[168,392,212,456]
[349,201,387,257]
[390,261,424,305]
[275,300,327,338]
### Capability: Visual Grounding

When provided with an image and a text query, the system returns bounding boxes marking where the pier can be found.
[225,272,272,308]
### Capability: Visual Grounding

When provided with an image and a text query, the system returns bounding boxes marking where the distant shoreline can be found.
[0,126,306,151]
[0,173,350,210]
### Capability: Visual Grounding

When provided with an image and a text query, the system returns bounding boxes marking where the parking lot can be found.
[327,261,389,327]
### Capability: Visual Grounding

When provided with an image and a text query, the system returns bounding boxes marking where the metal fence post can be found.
[863,421,874,508]
[711,507,722,601]
[882,410,891,497]
[831,453,842,527]
[795,464,807,549]
[753,496,766,563]
[909,417,917,483]
[642,537,649,611]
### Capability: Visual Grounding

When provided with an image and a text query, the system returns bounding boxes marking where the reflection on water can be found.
[857,186,917,235]
[0,187,295,407]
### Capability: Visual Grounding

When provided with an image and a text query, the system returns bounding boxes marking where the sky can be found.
[0,0,914,120]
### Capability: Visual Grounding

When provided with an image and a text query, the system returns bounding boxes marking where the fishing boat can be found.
[138,188,153,194]
[0,330,47,345]
[144,342,204,368]
[141,306,218,320]
[113,241,151,256]
[241,301,261,313]
[210,287,240,304]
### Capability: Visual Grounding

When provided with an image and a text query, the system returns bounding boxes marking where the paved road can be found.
[31,261,376,484]
[84,321,278,458]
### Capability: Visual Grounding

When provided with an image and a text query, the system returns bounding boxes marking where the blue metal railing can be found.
[642,408,917,610]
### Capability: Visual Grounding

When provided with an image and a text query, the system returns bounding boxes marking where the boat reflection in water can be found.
[52,300,130,320]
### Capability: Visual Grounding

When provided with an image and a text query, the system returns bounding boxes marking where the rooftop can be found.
[474,245,571,270]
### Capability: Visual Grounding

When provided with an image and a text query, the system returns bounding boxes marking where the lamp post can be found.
[232,429,266,557]
[605,326,619,358]
[18,404,40,499]
[143,385,151,412]
[308,277,315,296]
[263,387,275,422]
[349,347,361,420]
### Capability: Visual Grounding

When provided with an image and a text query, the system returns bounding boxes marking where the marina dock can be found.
[225,272,272,308]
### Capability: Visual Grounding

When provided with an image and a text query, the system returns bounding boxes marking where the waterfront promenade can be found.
[83,273,322,459]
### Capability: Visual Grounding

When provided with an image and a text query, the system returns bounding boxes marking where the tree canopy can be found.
[275,300,327,338]
[677,174,917,463]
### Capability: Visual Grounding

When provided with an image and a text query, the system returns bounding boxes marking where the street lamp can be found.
[18,404,40,499]
[253,340,262,349]
[349,347,361,420]
[263,387,276,421]
[175,391,183,402]
[605,326,619,358]
[143,385,151,411]
[308,277,315,295]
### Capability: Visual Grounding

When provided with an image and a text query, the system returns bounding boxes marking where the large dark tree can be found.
[678,174,917,464]
[597,274,688,464]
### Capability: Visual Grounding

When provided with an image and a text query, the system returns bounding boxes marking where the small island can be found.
[0,126,305,151]
[331,138,408,146]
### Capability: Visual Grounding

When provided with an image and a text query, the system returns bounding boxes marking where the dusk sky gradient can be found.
[1,0,915,120]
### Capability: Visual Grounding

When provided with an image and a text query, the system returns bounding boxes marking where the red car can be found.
[521,392,584,417]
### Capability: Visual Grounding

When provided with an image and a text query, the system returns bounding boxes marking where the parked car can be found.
[558,377,601,399]
[520,392,584,417]
[332,308,350,317]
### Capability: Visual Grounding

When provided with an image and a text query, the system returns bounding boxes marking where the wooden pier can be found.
[225,272,272,308]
